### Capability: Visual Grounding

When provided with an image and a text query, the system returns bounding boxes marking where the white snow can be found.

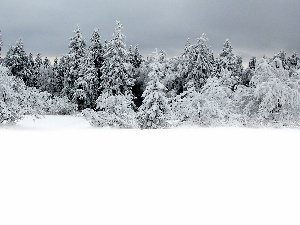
[0,115,300,225]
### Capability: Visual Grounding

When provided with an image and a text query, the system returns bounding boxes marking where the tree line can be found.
[0,21,300,128]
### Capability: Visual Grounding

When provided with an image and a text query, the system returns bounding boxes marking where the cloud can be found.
[0,0,299,64]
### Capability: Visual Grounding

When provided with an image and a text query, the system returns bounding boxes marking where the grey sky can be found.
[0,0,299,65]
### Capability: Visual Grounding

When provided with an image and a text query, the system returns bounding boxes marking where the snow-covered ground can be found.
[1,115,300,225]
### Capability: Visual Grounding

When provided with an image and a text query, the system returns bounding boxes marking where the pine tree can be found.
[137,61,170,129]
[99,21,135,96]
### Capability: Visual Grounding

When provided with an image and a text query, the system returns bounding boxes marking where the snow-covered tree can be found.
[99,21,134,96]
[137,61,170,129]
[3,40,32,86]
[179,34,215,91]
[234,58,300,126]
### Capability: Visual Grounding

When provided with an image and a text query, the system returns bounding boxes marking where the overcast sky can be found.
[0,0,299,65]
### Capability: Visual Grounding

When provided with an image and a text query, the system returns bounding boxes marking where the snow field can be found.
[0,116,300,225]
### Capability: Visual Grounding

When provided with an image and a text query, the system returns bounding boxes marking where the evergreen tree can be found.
[137,61,170,129]
[99,21,134,96]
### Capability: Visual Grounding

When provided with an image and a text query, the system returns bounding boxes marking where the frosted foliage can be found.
[137,63,170,129]
[249,58,300,124]
[199,77,233,126]
[171,81,202,124]
[82,93,137,128]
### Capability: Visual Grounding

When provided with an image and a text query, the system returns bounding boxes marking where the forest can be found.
[1,21,300,128]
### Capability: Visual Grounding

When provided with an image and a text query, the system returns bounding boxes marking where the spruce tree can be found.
[99,21,134,96]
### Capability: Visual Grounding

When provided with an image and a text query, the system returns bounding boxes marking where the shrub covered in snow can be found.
[82,93,137,128]
[0,66,47,123]
[47,96,78,115]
